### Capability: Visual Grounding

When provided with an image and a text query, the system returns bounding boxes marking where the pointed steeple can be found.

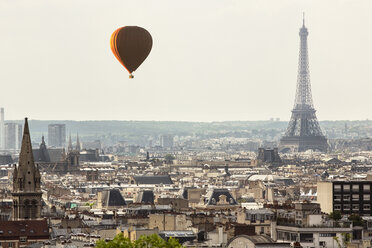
[14,118,41,192]
[12,118,42,220]
[76,133,81,151]
[38,134,50,162]
[68,133,73,152]
[40,135,46,150]
[19,117,34,165]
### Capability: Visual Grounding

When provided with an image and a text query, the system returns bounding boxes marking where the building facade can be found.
[318,181,372,216]
[4,123,22,150]
[0,107,4,150]
[160,135,174,148]
[48,124,66,148]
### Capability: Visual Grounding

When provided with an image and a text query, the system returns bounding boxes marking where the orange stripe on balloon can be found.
[110,27,131,74]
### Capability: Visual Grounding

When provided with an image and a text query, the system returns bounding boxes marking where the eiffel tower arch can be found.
[279,16,328,153]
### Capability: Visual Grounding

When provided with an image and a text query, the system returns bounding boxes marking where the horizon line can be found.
[3,119,371,123]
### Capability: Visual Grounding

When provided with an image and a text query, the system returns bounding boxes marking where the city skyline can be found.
[1,0,371,122]
[1,1,372,247]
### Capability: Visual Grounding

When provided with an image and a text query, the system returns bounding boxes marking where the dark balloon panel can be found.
[110,26,152,78]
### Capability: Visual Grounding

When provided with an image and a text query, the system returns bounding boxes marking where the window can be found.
[343,195,350,201]
[290,233,297,241]
[352,184,360,192]
[364,205,371,211]
[251,214,256,223]
[20,237,27,243]
[8,243,13,248]
[352,205,360,211]
[364,195,370,201]
[334,195,342,202]
[344,204,351,210]
[334,185,342,192]
[334,204,341,210]
[352,194,359,201]
[319,241,326,247]
[300,233,313,243]
[320,233,336,237]
[259,215,265,222]
[343,184,350,192]
[364,185,371,191]
[31,200,37,219]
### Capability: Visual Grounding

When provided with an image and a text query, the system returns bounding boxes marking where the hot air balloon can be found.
[110,26,153,78]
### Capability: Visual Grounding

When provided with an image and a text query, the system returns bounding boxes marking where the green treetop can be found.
[96,233,184,248]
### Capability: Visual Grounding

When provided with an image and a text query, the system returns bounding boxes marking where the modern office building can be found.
[160,134,174,148]
[48,124,66,148]
[317,181,372,215]
[4,123,22,150]
[0,107,4,149]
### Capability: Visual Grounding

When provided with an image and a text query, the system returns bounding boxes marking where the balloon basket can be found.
[129,74,134,79]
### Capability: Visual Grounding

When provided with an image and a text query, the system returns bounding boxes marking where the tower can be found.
[76,133,81,152]
[0,107,4,150]
[279,16,328,152]
[12,118,42,220]
[38,135,51,162]
[68,133,73,152]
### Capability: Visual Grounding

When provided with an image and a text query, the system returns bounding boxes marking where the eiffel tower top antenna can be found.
[303,12,305,27]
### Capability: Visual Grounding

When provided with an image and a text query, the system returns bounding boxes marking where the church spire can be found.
[76,133,81,151]
[12,118,42,220]
[19,117,35,168]
[14,118,41,192]
[68,133,73,152]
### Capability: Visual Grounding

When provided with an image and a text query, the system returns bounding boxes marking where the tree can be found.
[164,154,175,164]
[333,233,351,248]
[96,233,184,248]
[329,211,342,221]
[348,214,364,226]
[85,202,95,209]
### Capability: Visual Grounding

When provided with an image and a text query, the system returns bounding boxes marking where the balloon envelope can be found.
[110,26,153,78]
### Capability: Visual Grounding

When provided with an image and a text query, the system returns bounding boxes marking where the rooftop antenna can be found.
[303,12,305,27]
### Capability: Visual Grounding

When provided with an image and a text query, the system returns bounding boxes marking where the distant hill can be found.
[5,120,371,146]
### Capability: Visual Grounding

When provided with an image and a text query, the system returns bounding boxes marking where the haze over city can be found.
[1,0,371,121]
[0,1,372,248]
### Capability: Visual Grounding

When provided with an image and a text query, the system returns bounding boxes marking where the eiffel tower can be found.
[279,16,328,153]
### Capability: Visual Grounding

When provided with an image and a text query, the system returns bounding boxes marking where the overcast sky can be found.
[0,0,371,121]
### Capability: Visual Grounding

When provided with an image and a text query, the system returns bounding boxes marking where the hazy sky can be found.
[0,0,371,121]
